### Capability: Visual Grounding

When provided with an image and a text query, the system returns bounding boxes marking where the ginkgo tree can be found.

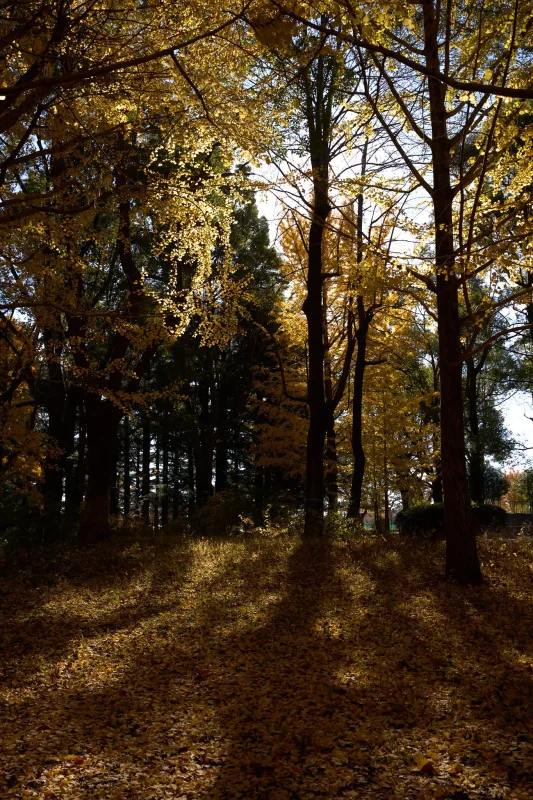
[3,0,533,589]
[0,1,277,538]
[262,0,533,583]
[355,317,444,523]
[251,15,408,533]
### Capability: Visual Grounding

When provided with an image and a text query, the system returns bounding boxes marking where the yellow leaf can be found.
[415,755,435,774]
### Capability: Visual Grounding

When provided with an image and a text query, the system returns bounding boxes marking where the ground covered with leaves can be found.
[0,533,532,800]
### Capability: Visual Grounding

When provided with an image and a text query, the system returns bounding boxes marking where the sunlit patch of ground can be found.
[0,532,532,799]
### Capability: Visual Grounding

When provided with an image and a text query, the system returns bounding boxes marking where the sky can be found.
[501,393,533,469]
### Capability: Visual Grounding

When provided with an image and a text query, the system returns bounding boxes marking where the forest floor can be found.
[0,532,532,800]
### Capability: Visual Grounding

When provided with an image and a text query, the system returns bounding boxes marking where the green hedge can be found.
[472,503,507,528]
[396,503,444,536]
[396,502,507,536]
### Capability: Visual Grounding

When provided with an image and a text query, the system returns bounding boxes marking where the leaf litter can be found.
[0,533,532,799]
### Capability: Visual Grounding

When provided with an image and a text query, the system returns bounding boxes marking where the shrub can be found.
[0,485,43,548]
[472,504,507,528]
[396,503,444,536]
[396,501,507,535]
[189,489,254,536]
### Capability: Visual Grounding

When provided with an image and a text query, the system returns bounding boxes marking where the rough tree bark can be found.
[301,55,333,536]
[422,0,482,584]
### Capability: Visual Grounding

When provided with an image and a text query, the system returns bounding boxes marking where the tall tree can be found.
[274,0,533,581]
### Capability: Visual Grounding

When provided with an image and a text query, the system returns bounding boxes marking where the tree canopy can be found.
[1,0,533,581]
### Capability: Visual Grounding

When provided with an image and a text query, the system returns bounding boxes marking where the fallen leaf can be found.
[415,755,435,774]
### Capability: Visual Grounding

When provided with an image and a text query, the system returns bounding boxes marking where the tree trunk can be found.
[63,387,79,524]
[254,460,265,526]
[187,439,195,513]
[41,352,66,534]
[123,416,130,518]
[161,432,169,527]
[135,436,141,517]
[347,154,369,521]
[154,435,160,531]
[325,418,338,512]
[75,405,86,513]
[323,284,338,512]
[172,448,181,521]
[195,453,213,505]
[303,391,327,535]
[40,144,71,533]
[301,55,336,537]
[78,395,121,542]
[423,0,482,584]
[466,358,484,505]
[431,471,444,504]
[437,281,481,582]
[383,434,390,532]
[215,384,229,492]
[347,329,367,518]
[109,430,119,517]
[193,427,214,506]
[374,497,382,533]
[192,377,214,507]
[215,438,229,492]
[142,419,151,525]
[430,366,443,504]
[302,178,328,534]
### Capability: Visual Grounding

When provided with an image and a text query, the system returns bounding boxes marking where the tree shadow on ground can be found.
[0,536,192,686]
[200,535,533,798]
[347,536,533,796]
[202,536,349,798]
[0,536,286,797]
[0,534,532,799]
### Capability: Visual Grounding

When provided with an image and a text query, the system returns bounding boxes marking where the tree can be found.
[1,2,276,538]
[0,318,44,510]
[269,0,533,582]
[269,3,533,101]
[0,0,242,198]
[483,465,510,506]
[252,17,406,533]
